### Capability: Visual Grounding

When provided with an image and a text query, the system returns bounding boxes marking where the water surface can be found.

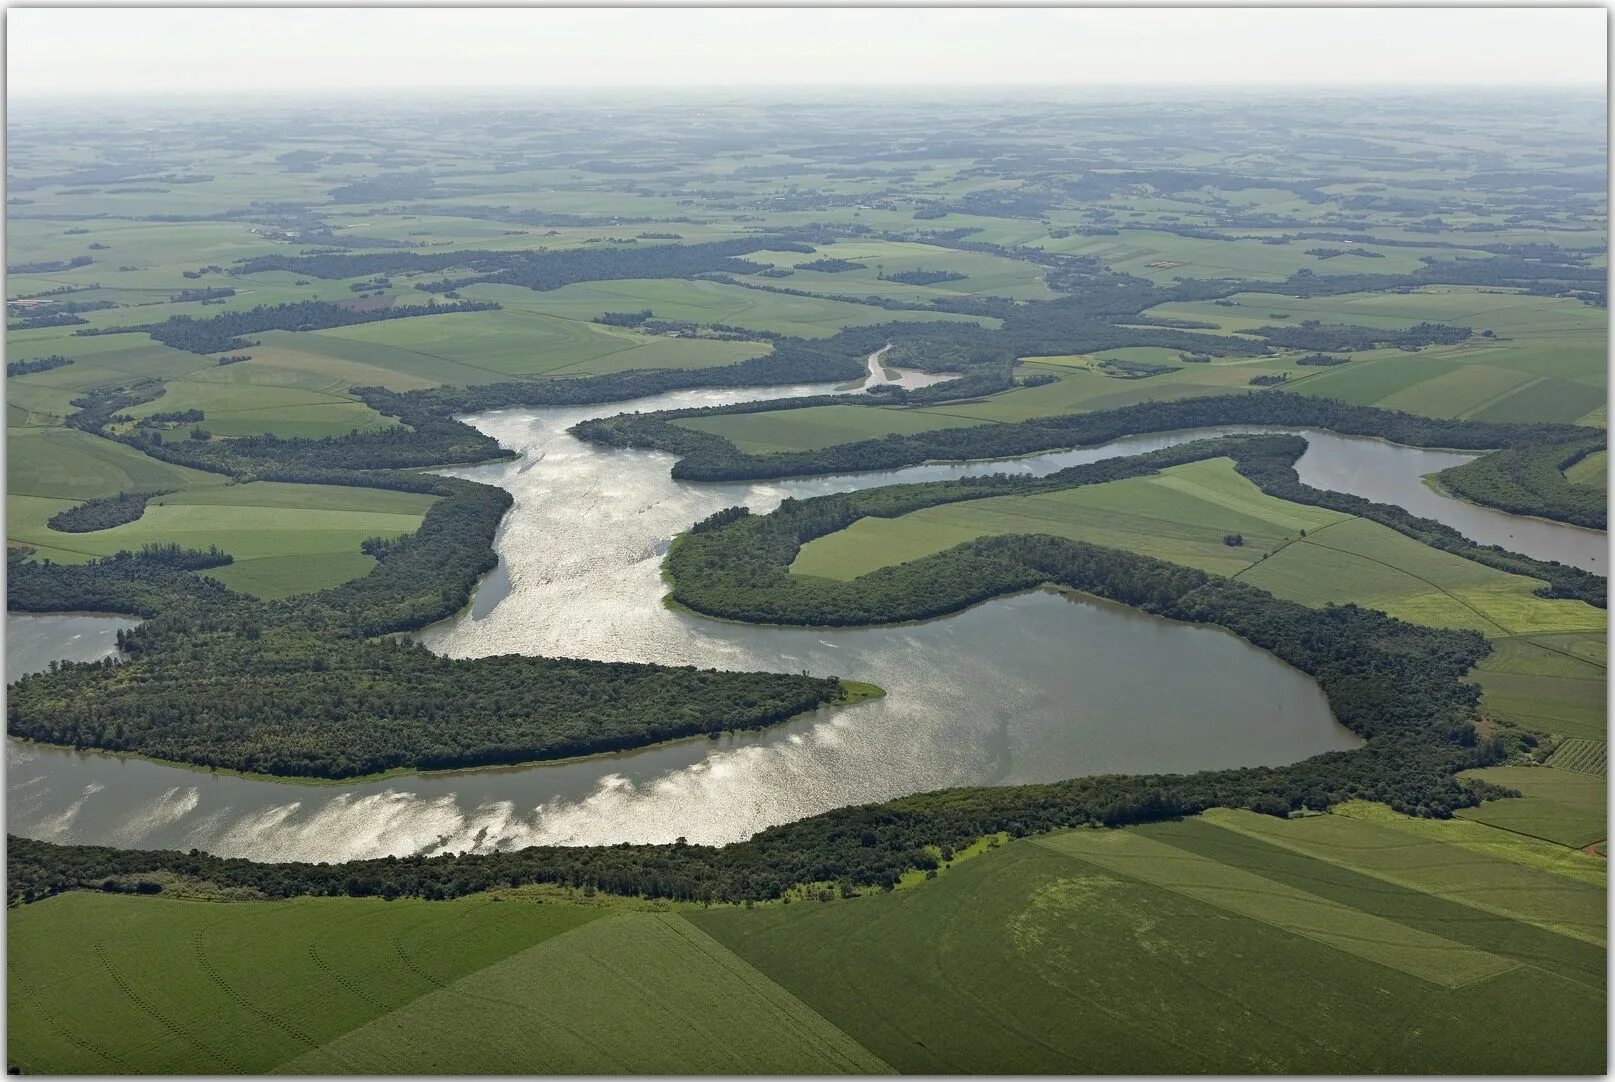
[5,386,1359,860]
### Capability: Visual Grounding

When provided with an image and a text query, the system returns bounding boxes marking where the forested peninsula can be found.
[8,250,1605,902]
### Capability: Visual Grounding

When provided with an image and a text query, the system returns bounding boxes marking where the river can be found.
[7,379,1604,860]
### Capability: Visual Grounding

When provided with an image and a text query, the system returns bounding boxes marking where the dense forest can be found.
[7,212,1604,909]
[8,394,853,776]
[7,627,844,779]
[573,384,1599,477]
[6,353,73,377]
[229,235,815,292]
[662,433,1604,623]
[1435,439,1607,529]
[89,297,499,355]
[8,551,1507,904]
[45,489,172,533]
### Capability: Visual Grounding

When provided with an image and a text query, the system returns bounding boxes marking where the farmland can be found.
[9,786,1603,1075]
[791,457,1348,579]
[790,457,1604,639]
[9,479,436,598]
[6,83,1607,1076]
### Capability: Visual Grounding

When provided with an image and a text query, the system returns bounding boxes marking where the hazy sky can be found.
[8,7,1608,98]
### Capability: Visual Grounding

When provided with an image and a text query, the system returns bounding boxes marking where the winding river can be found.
[6,375,1605,861]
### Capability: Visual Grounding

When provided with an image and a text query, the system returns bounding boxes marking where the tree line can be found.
[86,298,499,355]
[1435,438,1607,529]
[8,515,1513,904]
[228,236,815,294]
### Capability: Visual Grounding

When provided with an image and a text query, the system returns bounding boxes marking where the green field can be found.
[313,303,771,379]
[791,458,1347,579]
[1455,765,1608,850]
[1236,517,1605,637]
[6,892,886,1075]
[462,278,994,340]
[121,376,398,439]
[790,457,1605,639]
[1472,631,1608,740]
[13,795,1602,1074]
[7,427,223,502]
[285,911,889,1075]
[736,239,1059,302]
[678,353,1303,454]
[8,482,435,598]
[692,808,1604,1073]
[1144,288,1607,425]
[1544,737,1608,776]
[1565,448,1606,488]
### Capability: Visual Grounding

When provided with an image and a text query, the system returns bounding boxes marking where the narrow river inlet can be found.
[7,380,1603,861]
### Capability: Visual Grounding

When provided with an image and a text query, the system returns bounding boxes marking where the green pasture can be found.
[313,303,769,379]
[1144,288,1607,424]
[7,482,435,598]
[1236,517,1606,637]
[459,278,994,339]
[790,458,1346,580]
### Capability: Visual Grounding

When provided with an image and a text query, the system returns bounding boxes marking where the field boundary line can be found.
[666,914,896,1075]
[1282,534,1519,636]
[1204,812,1609,951]
[1033,832,1520,990]
[1229,514,1357,579]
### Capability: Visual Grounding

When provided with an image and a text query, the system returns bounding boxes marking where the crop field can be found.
[1472,631,1607,741]
[790,458,1348,580]
[7,427,222,503]
[1545,737,1608,776]
[285,912,889,1075]
[7,482,435,598]
[1036,229,1458,282]
[6,893,887,1075]
[677,356,1306,453]
[680,401,976,454]
[1455,765,1608,850]
[1235,517,1605,637]
[1144,288,1607,425]
[789,457,1604,641]
[14,788,1601,1075]
[1565,449,1606,488]
[120,377,398,439]
[460,279,994,339]
[312,303,770,379]
[4,894,605,1074]
[692,806,1605,1074]
[735,240,1059,301]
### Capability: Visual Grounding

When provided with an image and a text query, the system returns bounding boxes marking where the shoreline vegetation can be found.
[7,678,886,787]
[8,234,1607,906]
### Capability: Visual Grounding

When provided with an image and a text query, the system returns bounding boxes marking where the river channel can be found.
[7,376,1604,860]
